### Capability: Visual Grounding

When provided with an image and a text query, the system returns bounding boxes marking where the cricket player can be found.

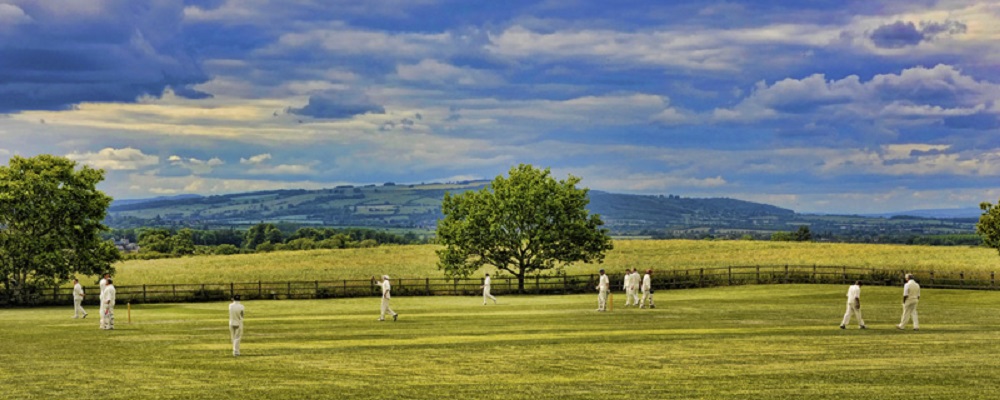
[639,269,654,309]
[596,269,609,311]
[622,269,634,306]
[840,280,866,329]
[229,295,245,357]
[482,273,497,305]
[98,274,109,328]
[629,268,641,306]
[101,279,116,330]
[373,275,398,321]
[72,279,88,319]
[897,274,920,331]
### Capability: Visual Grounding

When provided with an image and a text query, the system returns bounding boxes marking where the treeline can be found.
[103,224,430,260]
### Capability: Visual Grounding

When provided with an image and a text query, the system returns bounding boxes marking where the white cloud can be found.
[396,59,502,86]
[247,163,317,176]
[0,3,31,27]
[65,147,159,171]
[169,155,224,175]
[240,154,272,165]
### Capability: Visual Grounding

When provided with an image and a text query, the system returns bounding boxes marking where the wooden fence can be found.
[10,265,1000,307]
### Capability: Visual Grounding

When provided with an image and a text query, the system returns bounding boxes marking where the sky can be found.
[1,0,999,214]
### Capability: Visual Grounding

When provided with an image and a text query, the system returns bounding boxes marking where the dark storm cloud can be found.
[288,90,385,119]
[0,0,208,113]
[870,19,968,49]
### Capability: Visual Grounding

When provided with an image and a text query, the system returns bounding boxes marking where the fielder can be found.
[101,279,116,330]
[639,269,654,309]
[622,269,634,306]
[596,269,609,311]
[897,274,920,331]
[372,275,398,321]
[229,295,245,357]
[72,279,88,319]
[840,280,866,329]
[629,268,641,306]
[482,273,497,305]
[98,274,109,328]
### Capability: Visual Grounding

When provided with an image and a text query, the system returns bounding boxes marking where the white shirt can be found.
[73,283,85,299]
[484,276,492,288]
[623,273,631,290]
[102,285,116,307]
[381,280,392,299]
[846,284,861,303]
[229,301,245,327]
[903,280,920,299]
[642,274,652,291]
[631,272,640,289]
[597,274,609,291]
[99,278,108,301]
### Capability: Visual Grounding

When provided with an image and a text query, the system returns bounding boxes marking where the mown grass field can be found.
[2,285,999,399]
[109,240,1000,286]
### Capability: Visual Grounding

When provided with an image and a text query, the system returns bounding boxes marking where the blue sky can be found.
[1,0,999,214]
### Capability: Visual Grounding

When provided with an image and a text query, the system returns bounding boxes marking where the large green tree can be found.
[977,199,1000,254]
[436,164,613,291]
[0,155,120,304]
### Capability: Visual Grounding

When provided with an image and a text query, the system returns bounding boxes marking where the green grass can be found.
[3,285,1000,399]
[108,240,1000,286]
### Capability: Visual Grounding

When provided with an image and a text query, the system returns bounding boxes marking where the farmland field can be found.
[109,240,1000,286]
[2,285,1000,399]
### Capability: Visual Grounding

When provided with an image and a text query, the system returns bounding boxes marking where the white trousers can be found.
[101,305,115,329]
[73,297,87,318]
[899,298,919,329]
[623,287,634,305]
[483,287,496,304]
[597,289,608,311]
[640,290,654,308]
[230,325,243,355]
[841,302,865,327]
[380,297,396,320]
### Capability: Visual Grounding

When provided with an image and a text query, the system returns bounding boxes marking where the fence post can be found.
[992,272,995,289]
[231,282,235,298]
[344,279,347,297]
[728,266,732,286]
[842,266,847,284]
[699,268,704,287]
[564,274,569,293]
[535,275,540,293]
[930,271,934,285]
[785,265,789,284]
[287,282,291,298]
[960,272,965,287]
[756,266,760,284]
[143,285,147,303]
[258,280,262,298]
[172,284,176,300]
[812,265,817,283]
[53,286,58,301]
[315,280,319,298]
[426,278,430,294]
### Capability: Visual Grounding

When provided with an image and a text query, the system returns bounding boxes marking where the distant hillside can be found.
[864,207,983,219]
[105,182,977,240]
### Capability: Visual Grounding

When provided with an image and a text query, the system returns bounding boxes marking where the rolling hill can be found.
[105,181,977,239]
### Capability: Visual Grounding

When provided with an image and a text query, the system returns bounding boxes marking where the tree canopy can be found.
[977,199,1000,254]
[436,164,613,291]
[0,155,120,304]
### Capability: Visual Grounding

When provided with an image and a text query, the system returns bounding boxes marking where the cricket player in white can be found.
[101,279,116,330]
[840,280,866,329]
[229,295,245,357]
[629,268,641,306]
[482,273,497,305]
[98,274,109,329]
[373,275,398,321]
[639,269,654,309]
[622,270,634,306]
[596,269,609,311]
[897,274,920,331]
[72,279,88,319]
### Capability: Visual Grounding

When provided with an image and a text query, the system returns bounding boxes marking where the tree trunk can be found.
[517,270,526,293]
